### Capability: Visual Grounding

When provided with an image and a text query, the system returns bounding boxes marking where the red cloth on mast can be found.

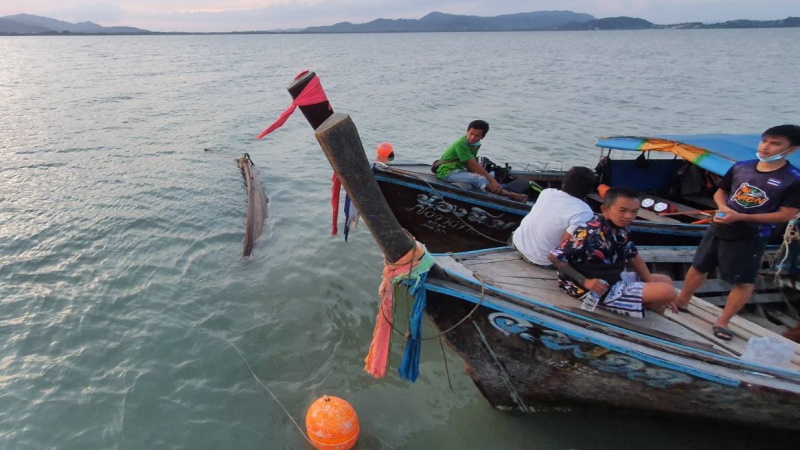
[256,70,330,139]
[331,173,341,235]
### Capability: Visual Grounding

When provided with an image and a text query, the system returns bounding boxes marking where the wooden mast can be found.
[284,72,415,263]
[312,113,415,263]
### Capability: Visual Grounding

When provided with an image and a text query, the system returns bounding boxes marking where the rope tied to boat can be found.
[365,241,434,381]
[770,211,800,318]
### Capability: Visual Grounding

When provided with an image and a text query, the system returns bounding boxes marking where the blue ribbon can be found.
[398,272,428,382]
[343,194,351,242]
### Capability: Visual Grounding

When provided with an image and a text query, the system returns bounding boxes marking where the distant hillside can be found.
[0,13,149,34]
[697,16,800,29]
[559,17,654,31]
[304,10,595,33]
[0,17,50,33]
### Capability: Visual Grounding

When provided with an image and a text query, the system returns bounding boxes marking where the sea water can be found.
[1,30,800,449]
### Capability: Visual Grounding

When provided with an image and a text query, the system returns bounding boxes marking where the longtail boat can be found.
[373,134,797,252]
[261,72,800,431]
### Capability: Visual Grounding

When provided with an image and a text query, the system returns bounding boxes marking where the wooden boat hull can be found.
[374,165,528,252]
[374,164,708,252]
[424,278,800,430]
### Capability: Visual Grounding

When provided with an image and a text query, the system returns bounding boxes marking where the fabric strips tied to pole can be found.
[343,194,359,242]
[364,242,435,381]
[330,175,360,239]
[255,70,330,139]
[331,174,341,235]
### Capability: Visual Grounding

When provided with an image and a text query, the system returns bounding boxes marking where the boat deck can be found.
[435,248,800,370]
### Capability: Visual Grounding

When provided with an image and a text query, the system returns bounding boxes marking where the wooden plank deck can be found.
[440,248,800,371]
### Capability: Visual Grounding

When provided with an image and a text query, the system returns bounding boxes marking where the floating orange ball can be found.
[597,184,610,199]
[376,142,394,160]
[305,396,359,450]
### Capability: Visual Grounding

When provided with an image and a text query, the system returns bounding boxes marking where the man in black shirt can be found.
[675,124,800,340]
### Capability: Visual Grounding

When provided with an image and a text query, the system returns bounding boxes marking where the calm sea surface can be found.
[1,30,800,449]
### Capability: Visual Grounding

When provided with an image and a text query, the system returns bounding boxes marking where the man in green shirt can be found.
[436,120,527,202]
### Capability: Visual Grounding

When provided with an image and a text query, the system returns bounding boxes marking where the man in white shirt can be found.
[512,166,596,267]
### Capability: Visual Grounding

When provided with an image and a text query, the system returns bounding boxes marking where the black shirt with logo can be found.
[712,160,800,239]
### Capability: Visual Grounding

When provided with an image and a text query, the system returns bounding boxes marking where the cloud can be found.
[45,2,128,24]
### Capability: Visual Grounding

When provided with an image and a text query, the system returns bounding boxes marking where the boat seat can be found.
[587,193,681,224]
[643,194,710,221]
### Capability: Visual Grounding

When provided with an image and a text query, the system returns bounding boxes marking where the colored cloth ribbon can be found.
[364,242,435,380]
[255,70,330,139]
[343,195,359,242]
[398,271,429,382]
[331,173,341,235]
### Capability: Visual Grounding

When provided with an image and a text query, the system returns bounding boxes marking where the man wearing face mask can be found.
[675,124,800,341]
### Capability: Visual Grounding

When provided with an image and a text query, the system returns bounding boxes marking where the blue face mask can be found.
[756,152,785,162]
[468,140,481,147]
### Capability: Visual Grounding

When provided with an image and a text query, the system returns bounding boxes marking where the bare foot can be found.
[508,192,527,203]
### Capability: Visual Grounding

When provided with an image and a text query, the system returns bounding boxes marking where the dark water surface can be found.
[1,30,799,449]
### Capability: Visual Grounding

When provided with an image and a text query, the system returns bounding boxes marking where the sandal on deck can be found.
[712,326,733,341]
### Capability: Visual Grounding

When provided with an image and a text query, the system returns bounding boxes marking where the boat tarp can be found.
[595,134,798,176]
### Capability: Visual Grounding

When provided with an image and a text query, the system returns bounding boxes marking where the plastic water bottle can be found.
[581,280,608,312]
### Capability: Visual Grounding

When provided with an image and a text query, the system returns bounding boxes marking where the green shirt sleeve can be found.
[436,135,480,179]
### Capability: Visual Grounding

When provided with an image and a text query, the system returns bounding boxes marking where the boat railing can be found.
[509,161,563,174]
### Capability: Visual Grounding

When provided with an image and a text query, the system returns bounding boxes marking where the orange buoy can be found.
[597,183,610,199]
[376,142,394,161]
[305,396,359,450]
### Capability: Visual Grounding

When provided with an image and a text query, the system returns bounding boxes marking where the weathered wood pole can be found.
[313,113,415,263]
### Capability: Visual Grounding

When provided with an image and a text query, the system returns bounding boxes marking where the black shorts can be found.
[692,232,768,284]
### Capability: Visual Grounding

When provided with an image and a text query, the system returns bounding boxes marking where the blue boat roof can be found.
[595,134,793,176]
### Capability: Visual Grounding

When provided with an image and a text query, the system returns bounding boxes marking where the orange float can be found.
[597,184,610,199]
[305,395,360,450]
[376,142,394,160]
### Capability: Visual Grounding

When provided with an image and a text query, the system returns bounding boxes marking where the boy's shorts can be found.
[600,271,645,319]
[692,232,768,284]
[443,170,489,191]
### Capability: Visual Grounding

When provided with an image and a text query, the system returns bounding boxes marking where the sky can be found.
[1,1,798,32]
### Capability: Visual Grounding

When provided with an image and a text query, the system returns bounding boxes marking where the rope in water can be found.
[219,335,314,446]
[220,335,398,450]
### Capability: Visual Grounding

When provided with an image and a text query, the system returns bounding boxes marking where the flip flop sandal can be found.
[712,326,733,341]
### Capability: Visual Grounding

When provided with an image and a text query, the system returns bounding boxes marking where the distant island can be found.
[2,10,800,36]
[0,13,149,35]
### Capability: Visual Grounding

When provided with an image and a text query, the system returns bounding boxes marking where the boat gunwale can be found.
[431,249,800,384]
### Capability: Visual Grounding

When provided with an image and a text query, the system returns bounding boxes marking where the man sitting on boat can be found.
[548,186,677,318]
[435,120,527,202]
[675,124,800,341]
[511,166,596,267]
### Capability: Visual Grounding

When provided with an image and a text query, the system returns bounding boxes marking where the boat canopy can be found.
[595,134,799,176]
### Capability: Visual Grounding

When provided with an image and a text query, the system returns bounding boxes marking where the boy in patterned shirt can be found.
[548,186,677,318]
[675,124,800,341]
